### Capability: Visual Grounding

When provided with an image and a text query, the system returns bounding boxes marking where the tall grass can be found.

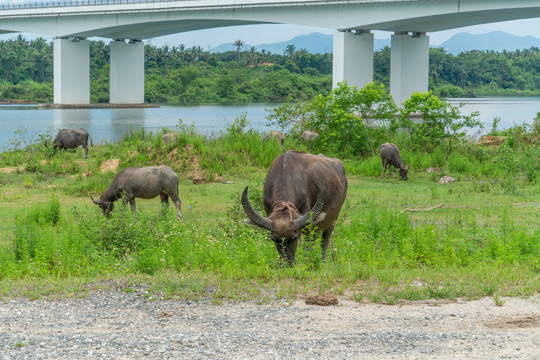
[0,119,538,301]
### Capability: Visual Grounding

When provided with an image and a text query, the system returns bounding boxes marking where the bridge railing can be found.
[0,0,184,10]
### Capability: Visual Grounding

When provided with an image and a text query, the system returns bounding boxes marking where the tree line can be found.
[0,34,539,103]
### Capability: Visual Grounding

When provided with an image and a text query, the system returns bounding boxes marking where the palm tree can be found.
[285,44,296,60]
[234,39,245,52]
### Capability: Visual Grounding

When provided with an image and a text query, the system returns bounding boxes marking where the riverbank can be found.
[38,103,160,109]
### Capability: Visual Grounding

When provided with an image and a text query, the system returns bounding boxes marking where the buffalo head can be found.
[241,184,326,265]
[399,160,411,180]
[91,195,114,217]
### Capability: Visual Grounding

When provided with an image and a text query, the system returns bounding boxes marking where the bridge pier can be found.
[53,38,90,105]
[110,40,145,104]
[390,32,429,105]
[332,31,374,89]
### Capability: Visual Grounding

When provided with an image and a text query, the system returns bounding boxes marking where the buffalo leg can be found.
[82,144,89,159]
[381,160,388,178]
[168,192,182,220]
[128,198,136,214]
[391,165,397,178]
[321,227,334,262]
[160,194,169,208]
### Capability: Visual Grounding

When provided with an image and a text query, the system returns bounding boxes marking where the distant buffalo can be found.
[46,128,93,159]
[263,131,285,146]
[380,143,409,180]
[242,150,348,265]
[300,130,318,142]
[91,165,182,220]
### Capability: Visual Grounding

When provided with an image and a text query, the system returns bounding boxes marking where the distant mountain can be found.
[210,32,390,54]
[436,31,540,55]
[210,31,540,55]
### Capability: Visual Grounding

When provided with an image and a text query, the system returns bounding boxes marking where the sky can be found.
[1,0,540,49]
[147,18,540,49]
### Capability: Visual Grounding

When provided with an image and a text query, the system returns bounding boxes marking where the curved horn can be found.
[90,195,102,205]
[294,183,325,230]
[241,187,273,231]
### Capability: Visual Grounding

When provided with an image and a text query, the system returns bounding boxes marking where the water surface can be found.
[1,97,538,150]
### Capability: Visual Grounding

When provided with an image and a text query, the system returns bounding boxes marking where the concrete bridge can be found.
[1,0,539,105]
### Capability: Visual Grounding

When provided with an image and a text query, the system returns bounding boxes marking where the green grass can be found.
[0,126,539,303]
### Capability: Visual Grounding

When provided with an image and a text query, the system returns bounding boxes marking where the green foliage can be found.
[399,92,482,153]
[4,37,539,104]
[267,81,397,156]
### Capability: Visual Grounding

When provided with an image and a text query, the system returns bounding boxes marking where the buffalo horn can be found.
[90,195,102,205]
[294,183,325,230]
[241,187,273,231]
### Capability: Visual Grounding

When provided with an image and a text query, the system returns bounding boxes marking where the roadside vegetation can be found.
[1,35,540,104]
[1,85,539,303]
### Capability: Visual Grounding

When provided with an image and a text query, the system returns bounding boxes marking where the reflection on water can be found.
[0,98,539,150]
[54,109,92,131]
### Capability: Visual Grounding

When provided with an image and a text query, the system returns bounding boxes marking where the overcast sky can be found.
[149,18,540,49]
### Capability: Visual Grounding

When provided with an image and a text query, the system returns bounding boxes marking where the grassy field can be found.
[0,127,539,303]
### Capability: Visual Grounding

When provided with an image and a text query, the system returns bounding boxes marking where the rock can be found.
[305,295,339,306]
[439,175,456,184]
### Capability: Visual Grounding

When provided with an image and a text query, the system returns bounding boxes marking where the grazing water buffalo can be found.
[47,128,93,159]
[380,143,409,180]
[91,165,182,220]
[242,150,348,265]
[263,131,285,146]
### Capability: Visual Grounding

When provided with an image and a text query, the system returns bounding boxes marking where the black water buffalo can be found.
[380,143,409,180]
[47,128,93,159]
[91,165,182,220]
[263,131,285,146]
[242,150,348,265]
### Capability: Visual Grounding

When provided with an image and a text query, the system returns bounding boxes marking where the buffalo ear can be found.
[90,195,102,205]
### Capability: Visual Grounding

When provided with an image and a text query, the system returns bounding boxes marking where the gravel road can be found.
[1,287,539,360]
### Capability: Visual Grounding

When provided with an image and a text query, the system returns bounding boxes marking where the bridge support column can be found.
[54,38,90,105]
[110,40,145,104]
[332,31,374,89]
[390,32,429,105]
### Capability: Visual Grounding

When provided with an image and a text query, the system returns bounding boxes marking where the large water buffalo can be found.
[47,128,93,158]
[380,143,409,180]
[263,131,285,146]
[91,165,182,220]
[242,150,348,265]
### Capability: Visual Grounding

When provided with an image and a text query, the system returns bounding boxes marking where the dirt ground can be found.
[1,292,539,359]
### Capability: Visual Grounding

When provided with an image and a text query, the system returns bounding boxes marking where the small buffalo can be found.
[263,131,285,146]
[380,143,410,180]
[91,165,182,219]
[242,150,348,265]
[47,128,93,159]
[300,130,318,142]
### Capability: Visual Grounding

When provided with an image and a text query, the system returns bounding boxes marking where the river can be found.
[0,97,538,151]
